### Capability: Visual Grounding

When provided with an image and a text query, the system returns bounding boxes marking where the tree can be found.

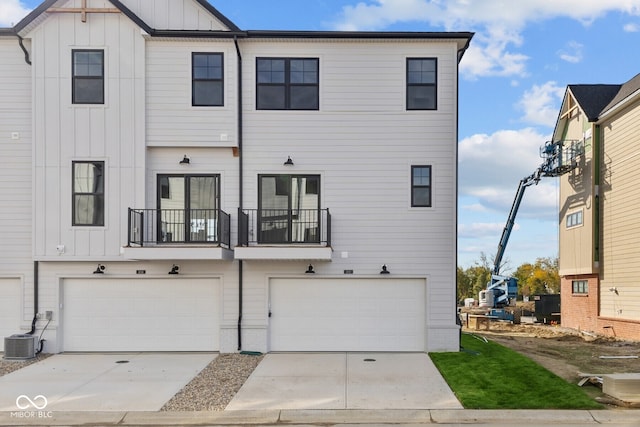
[513,257,559,298]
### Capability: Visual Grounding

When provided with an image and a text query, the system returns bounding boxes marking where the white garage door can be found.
[0,278,22,352]
[269,278,426,351]
[62,278,220,352]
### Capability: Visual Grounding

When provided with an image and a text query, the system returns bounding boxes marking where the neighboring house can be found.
[0,0,472,354]
[554,73,640,341]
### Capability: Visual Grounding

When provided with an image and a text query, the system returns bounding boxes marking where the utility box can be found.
[534,294,561,324]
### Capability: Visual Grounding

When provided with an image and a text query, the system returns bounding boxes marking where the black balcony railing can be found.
[128,208,230,247]
[238,208,331,246]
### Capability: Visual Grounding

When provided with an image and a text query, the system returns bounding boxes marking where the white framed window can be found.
[566,210,583,228]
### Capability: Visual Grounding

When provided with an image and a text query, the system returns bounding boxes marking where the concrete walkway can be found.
[0,353,216,412]
[226,353,462,410]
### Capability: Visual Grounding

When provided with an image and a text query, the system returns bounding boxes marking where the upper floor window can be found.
[256,58,319,110]
[73,161,104,226]
[566,210,583,228]
[192,53,223,106]
[72,50,104,104]
[411,165,432,207]
[407,58,437,110]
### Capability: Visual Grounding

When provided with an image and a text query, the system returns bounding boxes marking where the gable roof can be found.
[567,84,621,122]
[10,0,241,34]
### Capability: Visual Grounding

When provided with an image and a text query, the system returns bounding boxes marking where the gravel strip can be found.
[161,353,264,411]
[0,353,51,377]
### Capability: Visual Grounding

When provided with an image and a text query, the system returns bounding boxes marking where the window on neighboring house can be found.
[157,175,220,243]
[73,161,104,226]
[572,280,588,294]
[407,58,437,110]
[256,58,319,110]
[566,210,583,228]
[258,175,320,243]
[192,53,223,106]
[411,165,432,207]
[72,50,104,104]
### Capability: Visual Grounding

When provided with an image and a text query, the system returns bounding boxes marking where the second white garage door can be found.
[269,278,426,352]
[62,278,220,352]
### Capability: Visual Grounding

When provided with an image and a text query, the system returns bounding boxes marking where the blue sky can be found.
[3,0,640,271]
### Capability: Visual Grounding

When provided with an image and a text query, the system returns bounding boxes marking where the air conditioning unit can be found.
[3,334,38,360]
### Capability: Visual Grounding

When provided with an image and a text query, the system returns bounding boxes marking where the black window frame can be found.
[72,161,105,226]
[411,165,432,207]
[256,57,319,110]
[192,52,224,107]
[72,49,104,105]
[406,58,437,110]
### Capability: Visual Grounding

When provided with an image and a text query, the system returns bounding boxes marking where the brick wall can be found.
[561,274,640,341]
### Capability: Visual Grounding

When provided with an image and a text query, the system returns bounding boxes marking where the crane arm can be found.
[492,170,542,275]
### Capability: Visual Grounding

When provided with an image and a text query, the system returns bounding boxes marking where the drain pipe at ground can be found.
[234,35,244,351]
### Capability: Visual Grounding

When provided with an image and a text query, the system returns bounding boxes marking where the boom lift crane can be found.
[478,139,583,320]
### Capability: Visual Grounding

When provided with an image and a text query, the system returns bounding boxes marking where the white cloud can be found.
[517,81,565,126]
[624,22,640,32]
[331,0,640,79]
[458,127,556,214]
[0,0,31,27]
[458,222,518,239]
[557,40,584,63]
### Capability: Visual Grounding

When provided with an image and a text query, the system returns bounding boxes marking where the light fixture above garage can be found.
[179,155,190,165]
[93,264,105,274]
[284,156,294,166]
[380,265,390,274]
[305,264,315,274]
[169,264,180,275]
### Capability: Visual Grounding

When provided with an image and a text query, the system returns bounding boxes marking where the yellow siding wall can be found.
[599,101,640,321]
[558,109,595,275]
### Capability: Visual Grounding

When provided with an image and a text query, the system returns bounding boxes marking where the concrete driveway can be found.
[226,353,462,410]
[0,353,215,412]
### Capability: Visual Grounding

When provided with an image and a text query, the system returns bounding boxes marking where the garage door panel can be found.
[63,278,219,352]
[270,278,425,352]
[0,278,22,352]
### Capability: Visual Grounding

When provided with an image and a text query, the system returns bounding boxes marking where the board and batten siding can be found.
[558,107,595,276]
[0,37,33,327]
[599,102,640,321]
[29,12,146,259]
[145,41,238,147]
[238,39,459,350]
[120,0,232,31]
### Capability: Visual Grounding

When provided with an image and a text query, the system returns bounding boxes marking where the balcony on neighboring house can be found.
[121,208,233,260]
[235,208,332,260]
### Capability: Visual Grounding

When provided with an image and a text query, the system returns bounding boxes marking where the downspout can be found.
[28,261,39,334]
[233,36,244,351]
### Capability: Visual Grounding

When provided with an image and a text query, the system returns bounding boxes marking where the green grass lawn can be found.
[429,333,602,409]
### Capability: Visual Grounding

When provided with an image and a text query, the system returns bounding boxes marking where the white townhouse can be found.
[0,0,472,354]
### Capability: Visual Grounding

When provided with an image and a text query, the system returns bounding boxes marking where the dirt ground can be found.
[463,320,640,407]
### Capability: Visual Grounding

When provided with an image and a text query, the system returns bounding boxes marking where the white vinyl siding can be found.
[0,39,33,309]
[146,42,237,147]
[119,0,233,31]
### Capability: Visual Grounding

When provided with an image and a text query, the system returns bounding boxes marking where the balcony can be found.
[235,208,332,261]
[122,208,233,261]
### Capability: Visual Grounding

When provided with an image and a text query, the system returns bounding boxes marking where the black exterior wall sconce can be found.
[284,156,294,166]
[305,264,315,274]
[169,264,180,275]
[179,155,190,164]
[380,265,390,274]
[93,264,105,274]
